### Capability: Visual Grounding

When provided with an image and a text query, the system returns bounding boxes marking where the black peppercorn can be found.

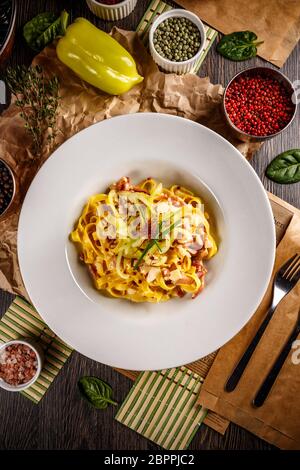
[0,160,14,216]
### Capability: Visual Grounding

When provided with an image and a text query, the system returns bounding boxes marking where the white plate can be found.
[18,113,275,370]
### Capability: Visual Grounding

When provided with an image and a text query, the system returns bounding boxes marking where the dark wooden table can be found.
[0,0,299,451]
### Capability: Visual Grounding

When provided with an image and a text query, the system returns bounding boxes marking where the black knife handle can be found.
[253,326,300,407]
[225,306,275,392]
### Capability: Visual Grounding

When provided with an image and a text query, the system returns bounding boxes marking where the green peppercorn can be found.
[153,16,202,62]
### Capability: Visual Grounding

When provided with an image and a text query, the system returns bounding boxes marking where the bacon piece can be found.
[112,177,149,194]
[175,276,194,286]
[130,186,149,195]
[155,194,185,207]
[114,176,131,191]
[88,264,98,279]
[192,249,208,267]
[192,273,205,299]
[174,286,185,298]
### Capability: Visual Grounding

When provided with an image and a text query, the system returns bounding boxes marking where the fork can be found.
[253,308,300,407]
[225,253,300,393]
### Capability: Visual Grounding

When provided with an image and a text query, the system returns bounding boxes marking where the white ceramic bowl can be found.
[149,9,206,74]
[0,339,43,392]
[86,0,137,21]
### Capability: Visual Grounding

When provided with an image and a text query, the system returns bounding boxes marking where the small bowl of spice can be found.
[86,0,137,21]
[149,9,206,74]
[0,339,43,392]
[223,67,297,142]
[0,158,15,218]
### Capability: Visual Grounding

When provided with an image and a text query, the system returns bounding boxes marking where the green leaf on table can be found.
[23,10,69,51]
[217,31,263,61]
[78,376,118,410]
[266,149,300,184]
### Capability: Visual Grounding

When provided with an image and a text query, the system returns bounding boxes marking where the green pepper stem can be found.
[60,10,69,35]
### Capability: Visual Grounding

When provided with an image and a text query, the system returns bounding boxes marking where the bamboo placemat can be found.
[0,296,72,403]
[115,367,207,450]
[116,356,229,434]
[136,0,218,73]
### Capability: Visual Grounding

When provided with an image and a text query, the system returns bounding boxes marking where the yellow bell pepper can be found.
[56,18,143,95]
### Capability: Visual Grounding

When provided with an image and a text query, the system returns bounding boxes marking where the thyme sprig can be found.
[5,65,60,156]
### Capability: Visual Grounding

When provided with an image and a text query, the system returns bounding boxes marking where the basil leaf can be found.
[78,377,118,409]
[266,149,300,184]
[23,10,69,51]
[217,31,264,61]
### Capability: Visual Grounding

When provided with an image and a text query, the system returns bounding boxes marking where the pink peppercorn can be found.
[225,74,295,136]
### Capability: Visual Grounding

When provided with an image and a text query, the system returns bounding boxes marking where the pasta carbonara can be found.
[71,177,217,302]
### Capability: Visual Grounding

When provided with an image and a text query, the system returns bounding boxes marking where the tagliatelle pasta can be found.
[70,177,217,302]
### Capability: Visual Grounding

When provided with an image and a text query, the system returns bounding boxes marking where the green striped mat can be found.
[0,296,73,403]
[115,367,207,450]
[136,0,218,73]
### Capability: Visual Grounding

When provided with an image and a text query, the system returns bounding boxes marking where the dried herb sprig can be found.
[5,65,60,156]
